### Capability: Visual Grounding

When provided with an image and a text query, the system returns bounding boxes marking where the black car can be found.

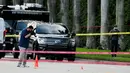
[3,22,16,57]
[12,21,27,58]
[27,23,76,61]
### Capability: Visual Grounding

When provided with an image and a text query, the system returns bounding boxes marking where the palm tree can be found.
[0,0,3,5]
[73,0,80,46]
[60,0,69,26]
[35,0,44,5]
[73,0,80,33]
[47,0,56,23]
[86,0,96,48]
[116,0,124,50]
[100,0,109,49]
[13,0,20,5]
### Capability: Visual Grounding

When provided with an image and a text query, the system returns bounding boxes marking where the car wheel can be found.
[0,52,5,59]
[0,56,2,59]
[27,55,30,60]
[30,54,34,59]
[67,54,75,62]
[13,53,19,58]
[27,54,34,60]
[33,42,40,60]
[67,45,76,62]
[56,55,63,61]
[13,46,19,59]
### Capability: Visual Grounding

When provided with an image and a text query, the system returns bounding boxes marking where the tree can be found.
[100,0,109,49]
[86,0,96,48]
[12,0,20,5]
[116,0,125,50]
[24,0,35,3]
[0,0,3,5]
[36,0,44,5]
[47,0,56,23]
[0,0,6,5]
[60,0,69,26]
[73,0,80,46]
[73,0,80,32]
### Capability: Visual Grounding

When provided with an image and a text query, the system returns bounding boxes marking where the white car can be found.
[0,17,6,59]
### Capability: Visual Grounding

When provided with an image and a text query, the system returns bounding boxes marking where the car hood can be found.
[36,34,69,38]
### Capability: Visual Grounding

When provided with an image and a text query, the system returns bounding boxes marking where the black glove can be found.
[30,31,36,37]
[31,31,35,35]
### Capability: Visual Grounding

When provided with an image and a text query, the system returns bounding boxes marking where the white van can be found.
[0,17,6,59]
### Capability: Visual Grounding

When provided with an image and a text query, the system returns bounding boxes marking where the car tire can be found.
[33,42,40,60]
[13,53,19,59]
[27,55,30,60]
[0,52,6,59]
[0,56,2,59]
[67,54,75,62]
[13,45,19,59]
[27,54,34,60]
[67,43,76,62]
[56,55,63,61]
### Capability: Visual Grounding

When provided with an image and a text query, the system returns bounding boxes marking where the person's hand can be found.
[31,31,35,35]
[30,31,36,37]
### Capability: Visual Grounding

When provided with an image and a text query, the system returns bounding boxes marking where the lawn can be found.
[76,48,130,62]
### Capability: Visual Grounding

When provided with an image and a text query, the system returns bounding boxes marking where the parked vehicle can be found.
[27,23,76,61]
[12,21,27,58]
[3,22,17,57]
[0,18,7,59]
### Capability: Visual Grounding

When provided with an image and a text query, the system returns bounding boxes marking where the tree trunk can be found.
[116,0,124,50]
[24,0,29,3]
[73,0,80,46]
[100,0,109,50]
[47,0,56,23]
[13,0,20,5]
[24,0,35,3]
[86,0,96,48]
[60,0,69,26]
[73,0,80,32]
[1,0,6,5]
[35,0,44,5]
[0,0,3,5]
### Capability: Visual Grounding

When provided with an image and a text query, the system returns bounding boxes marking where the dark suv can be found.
[27,23,76,61]
[12,21,27,58]
[2,22,16,57]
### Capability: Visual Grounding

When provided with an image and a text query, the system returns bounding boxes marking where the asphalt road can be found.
[0,54,130,73]
[0,60,130,73]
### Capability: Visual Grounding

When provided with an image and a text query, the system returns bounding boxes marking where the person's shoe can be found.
[17,64,21,67]
[23,64,29,68]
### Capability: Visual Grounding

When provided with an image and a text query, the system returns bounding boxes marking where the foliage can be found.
[76,48,130,62]
[5,0,130,49]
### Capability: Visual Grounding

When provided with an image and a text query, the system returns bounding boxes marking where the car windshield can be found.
[36,24,69,34]
[16,22,27,30]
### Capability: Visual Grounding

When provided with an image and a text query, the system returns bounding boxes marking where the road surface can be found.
[0,54,130,73]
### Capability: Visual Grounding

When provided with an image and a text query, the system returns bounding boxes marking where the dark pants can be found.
[111,40,118,57]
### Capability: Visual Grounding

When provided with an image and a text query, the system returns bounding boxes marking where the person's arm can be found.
[25,33,31,38]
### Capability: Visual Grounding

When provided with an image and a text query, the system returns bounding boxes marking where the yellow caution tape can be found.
[5,35,19,37]
[76,32,130,36]
[5,32,130,37]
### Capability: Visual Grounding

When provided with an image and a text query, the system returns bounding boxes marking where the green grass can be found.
[76,48,130,62]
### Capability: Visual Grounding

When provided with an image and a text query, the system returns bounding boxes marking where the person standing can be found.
[17,26,34,67]
[110,26,120,57]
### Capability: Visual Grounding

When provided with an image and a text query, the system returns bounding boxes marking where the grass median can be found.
[76,48,130,62]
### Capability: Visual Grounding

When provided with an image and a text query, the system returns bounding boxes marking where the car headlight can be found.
[38,38,46,44]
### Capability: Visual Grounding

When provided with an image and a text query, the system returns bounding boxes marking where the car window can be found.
[5,21,12,28]
[36,24,69,34]
[0,18,5,29]
[16,22,27,30]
